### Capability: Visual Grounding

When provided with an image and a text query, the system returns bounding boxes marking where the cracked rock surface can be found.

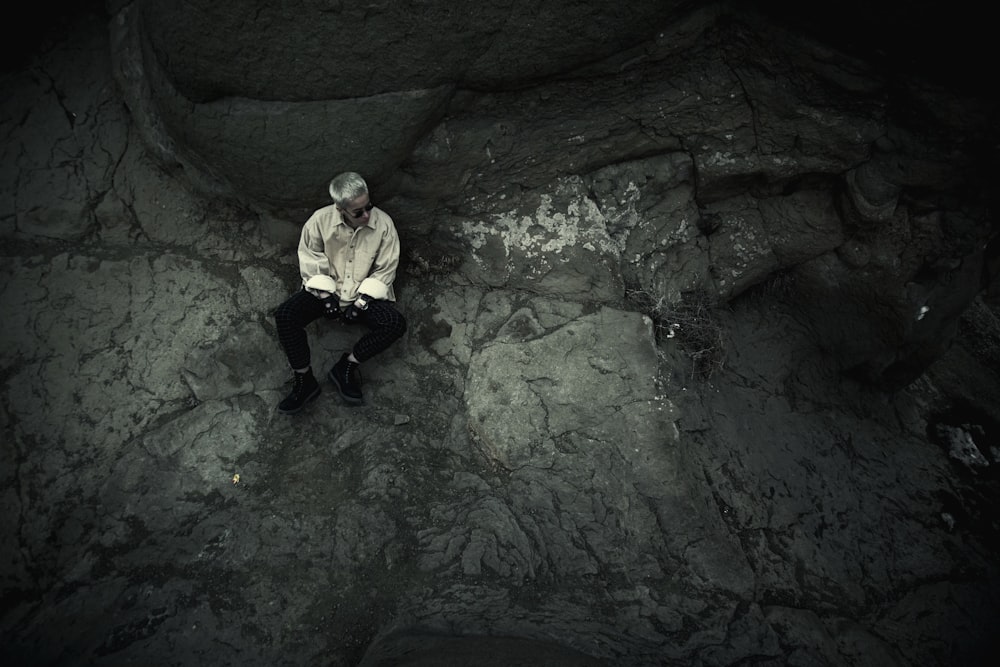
[2,3,999,667]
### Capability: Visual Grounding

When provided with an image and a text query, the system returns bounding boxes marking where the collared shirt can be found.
[297,204,400,306]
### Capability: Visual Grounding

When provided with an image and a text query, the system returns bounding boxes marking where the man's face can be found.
[339,193,373,226]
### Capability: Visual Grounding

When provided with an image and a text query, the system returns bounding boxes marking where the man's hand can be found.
[317,292,340,319]
[343,294,372,323]
[342,304,361,323]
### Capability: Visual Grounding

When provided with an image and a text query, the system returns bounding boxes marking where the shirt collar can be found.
[335,208,376,231]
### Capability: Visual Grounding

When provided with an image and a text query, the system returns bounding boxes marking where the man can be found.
[273,171,406,413]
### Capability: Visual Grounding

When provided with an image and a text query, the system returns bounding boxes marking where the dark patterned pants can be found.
[274,289,407,370]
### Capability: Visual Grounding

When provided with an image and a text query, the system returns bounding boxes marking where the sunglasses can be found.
[343,202,374,219]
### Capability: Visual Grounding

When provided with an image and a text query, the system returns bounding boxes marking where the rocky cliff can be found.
[1,1,998,666]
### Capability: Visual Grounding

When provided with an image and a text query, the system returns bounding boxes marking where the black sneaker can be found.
[328,353,363,406]
[277,369,320,414]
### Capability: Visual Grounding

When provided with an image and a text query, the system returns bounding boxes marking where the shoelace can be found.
[339,361,359,384]
[293,373,311,393]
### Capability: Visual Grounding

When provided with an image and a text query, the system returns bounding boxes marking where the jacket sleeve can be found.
[297,215,330,285]
[365,218,400,291]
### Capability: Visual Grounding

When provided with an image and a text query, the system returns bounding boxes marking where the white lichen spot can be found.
[460,188,618,264]
[707,151,738,167]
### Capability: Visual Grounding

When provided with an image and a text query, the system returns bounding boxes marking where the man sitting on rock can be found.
[273,171,406,413]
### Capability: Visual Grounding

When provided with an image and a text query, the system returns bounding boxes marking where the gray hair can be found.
[328,172,368,207]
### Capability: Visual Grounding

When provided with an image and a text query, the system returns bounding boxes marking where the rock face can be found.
[138,0,699,101]
[113,0,700,209]
[109,0,998,390]
[2,2,999,667]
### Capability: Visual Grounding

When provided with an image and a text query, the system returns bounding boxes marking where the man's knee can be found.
[385,309,407,341]
[274,300,293,327]
[274,291,310,327]
[393,311,407,338]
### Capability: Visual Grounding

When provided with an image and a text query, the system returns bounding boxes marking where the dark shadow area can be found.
[754,0,992,97]
[1,0,106,73]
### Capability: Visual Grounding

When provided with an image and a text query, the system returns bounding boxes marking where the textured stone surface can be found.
[2,4,999,667]
[136,0,698,101]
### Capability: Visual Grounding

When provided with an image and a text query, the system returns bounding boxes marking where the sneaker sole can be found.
[277,385,321,415]
[328,370,364,406]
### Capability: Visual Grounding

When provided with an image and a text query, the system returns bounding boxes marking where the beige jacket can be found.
[297,204,400,306]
